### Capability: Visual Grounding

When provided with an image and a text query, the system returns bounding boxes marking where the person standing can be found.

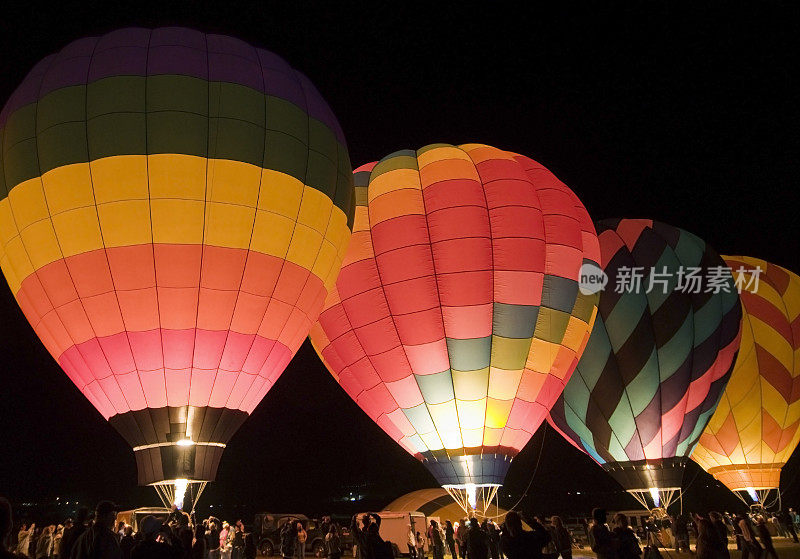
[708,513,730,559]
[280,521,297,559]
[207,521,221,559]
[486,523,500,559]
[295,522,307,559]
[35,526,53,559]
[60,509,88,559]
[755,518,778,559]
[693,514,721,559]
[455,521,467,559]
[778,511,798,544]
[611,514,640,559]
[428,522,444,559]
[738,514,762,559]
[191,525,206,559]
[119,527,134,559]
[499,511,550,559]
[673,516,689,553]
[71,501,121,559]
[543,519,559,559]
[416,532,425,559]
[590,510,616,559]
[407,526,417,559]
[325,525,342,559]
[550,517,572,559]
[218,523,229,559]
[444,522,455,559]
[16,525,34,558]
[231,524,244,559]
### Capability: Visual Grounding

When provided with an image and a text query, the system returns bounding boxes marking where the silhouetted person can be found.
[755,517,778,559]
[130,516,177,559]
[590,510,616,559]
[243,533,255,559]
[737,514,762,559]
[429,521,444,559]
[231,523,245,559]
[708,513,730,559]
[444,522,455,559]
[71,501,121,559]
[325,525,342,559]
[60,508,88,559]
[119,527,133,559]
[281,520,298,559]
[190,525,205,559]
[778,511,798,544]
[486,522,500,559]
[465,519,487,559]
[611,514,639,559]
[693,514,722,559]
[365,518,388,559]
[499,511,550,559]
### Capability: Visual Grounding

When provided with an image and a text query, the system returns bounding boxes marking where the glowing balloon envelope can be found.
[0,27,353,504]
[309,143,599,514]
[691,257,800,505]
[548,219,742,510]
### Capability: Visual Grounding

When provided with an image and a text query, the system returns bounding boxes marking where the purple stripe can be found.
[0,27,346,145]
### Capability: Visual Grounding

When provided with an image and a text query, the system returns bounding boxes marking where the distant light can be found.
[576,492,581,495]
[350,498,356,501]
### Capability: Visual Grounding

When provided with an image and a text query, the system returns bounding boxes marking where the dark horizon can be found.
[1,1,798,524]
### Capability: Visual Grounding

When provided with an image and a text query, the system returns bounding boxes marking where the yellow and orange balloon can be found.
[692,257,800,500]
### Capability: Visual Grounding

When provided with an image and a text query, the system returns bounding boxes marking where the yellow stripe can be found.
[0,154,351,294]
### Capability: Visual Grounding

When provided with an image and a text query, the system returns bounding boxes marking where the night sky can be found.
[0,2,798,523]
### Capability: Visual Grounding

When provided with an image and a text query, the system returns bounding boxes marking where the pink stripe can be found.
[57,329,292,417]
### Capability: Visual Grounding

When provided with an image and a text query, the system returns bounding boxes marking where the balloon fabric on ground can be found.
[692,257,800,495]
[309,143,599,493]
[0,28,354,487]
[548,219,742,507]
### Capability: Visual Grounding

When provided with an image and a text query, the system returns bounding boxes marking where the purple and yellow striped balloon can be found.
[0,28,353,486]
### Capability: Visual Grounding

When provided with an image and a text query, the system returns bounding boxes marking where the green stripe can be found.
[0,75,353,221]
[370,151,418,180]
[490,335,532,370]
[493,302,539,338]
[446,337,491,371]
[532,306,571,344]
[657,317,692,382]
[416,371,455,405]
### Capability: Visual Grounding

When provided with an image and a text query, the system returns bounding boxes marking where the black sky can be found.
[0,1,798,521]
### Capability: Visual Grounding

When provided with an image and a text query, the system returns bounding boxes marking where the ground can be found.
[569,538,800,559]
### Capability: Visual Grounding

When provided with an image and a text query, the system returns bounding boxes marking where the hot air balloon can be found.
[308,144,600,515]
[548,219,742,511]
[691,257,800,507]
[0,27,353,509]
